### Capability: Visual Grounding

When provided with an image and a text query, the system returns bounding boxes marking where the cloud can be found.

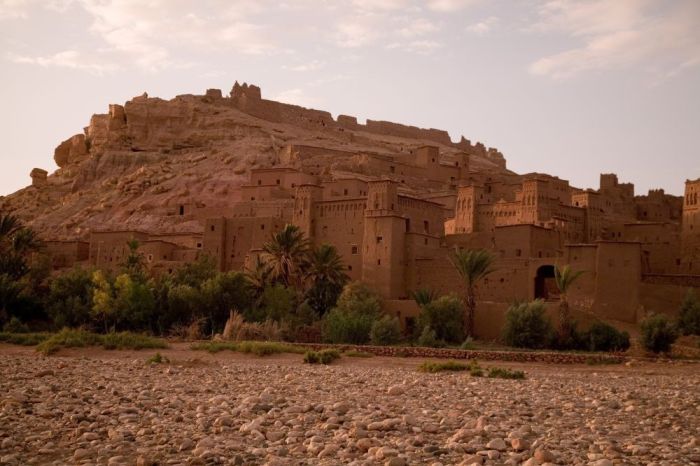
[351,0,409,11]
[0,0,31,19]
[335,16,379,48]
[528,0,700,79]
[9,49,117,74]
[271,88,321,107]
[466,16,498,36]
[283,60,325,72]
[397,17,438,38]
[426,0,479,13]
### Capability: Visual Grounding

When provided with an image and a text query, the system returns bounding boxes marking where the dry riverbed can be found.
[0,343,698,466]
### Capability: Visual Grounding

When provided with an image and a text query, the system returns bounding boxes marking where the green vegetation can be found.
[322,282,381,344]
[147,352,169,364]
[0,332,50,346]
[36,329,167,355]
[640,313,678,353]
[554,265,585,346]
[417,295,464,345]
[450,248,495,338]
[486,367,526,379]
[344,350,374,358]
[190,340,304,356]
[580,321,630,352]
[418,359,525,379]
[502,300,555,349]
[370,315,402,346]
[417,326,442,348]
[303,349,341,364]
[677,290,700,336]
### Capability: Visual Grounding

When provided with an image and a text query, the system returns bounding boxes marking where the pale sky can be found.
[1,0,699,196]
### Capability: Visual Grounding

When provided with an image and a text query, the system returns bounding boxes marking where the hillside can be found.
[0,82,508,240]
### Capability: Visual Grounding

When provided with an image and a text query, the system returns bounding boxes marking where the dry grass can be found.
[191,340,304,356]
[36,329,167,355]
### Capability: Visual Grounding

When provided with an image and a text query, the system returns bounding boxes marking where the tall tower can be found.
[681,178,700,273]
[292,184,322,243]
[362,179,406,298]
[454,185,482,233]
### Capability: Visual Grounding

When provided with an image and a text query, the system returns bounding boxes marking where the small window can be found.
[424,238,428,245]
[260,224,265,230]
[179,205,184,215]
[196,243,202,248]
[348,265,353,271]
[376,236,383,244]
[351,245,358,255]
[257,179,262,185]
[276,179,280,185]
[377,259,381,265]
[210,225,215,232]
[344,189,348,195]
[515,249,522,257]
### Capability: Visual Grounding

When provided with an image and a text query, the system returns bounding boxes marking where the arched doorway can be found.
[534,265,559,300]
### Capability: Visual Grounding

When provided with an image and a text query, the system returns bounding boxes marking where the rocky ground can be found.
[0,344,698,466]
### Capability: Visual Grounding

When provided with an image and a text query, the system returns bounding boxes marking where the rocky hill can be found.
[0,82,509,240]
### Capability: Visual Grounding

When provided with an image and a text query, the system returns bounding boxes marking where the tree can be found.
[322,282,382,344]
[121,239,146,279]
[450,248,495,338]
[554,265,585,345]
[305,244,349,315]
[261,224,310,288]
[91,270,116,332]
[245,256,272,305]
[677,289,700,336]
[46,267,94,329]
[411,288,439,308]
[200,271,252,333]
[502,300,556,349]
[417,295,464,344]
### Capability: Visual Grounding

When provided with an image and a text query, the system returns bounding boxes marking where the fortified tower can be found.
[362,179,406,298]
[454,185,482,233]
[292,184,323,241]
[682,178,700,273]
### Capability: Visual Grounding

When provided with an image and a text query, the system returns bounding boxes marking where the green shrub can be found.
[486,367,526,379]
[418,360,469,373]
[417,326,443,348]
[417,295,464,344]
[321,282,381,344]
[502,300,555,349]
[467,360,483,377]
[581,322,630,352]
[303,349,341,364]
[2,317,29,333]
[46,267,94,329]
[190,340,303,355]
[36,329,167,355]
[370,315,402,346]
[303,350,319,364]
[147,352,169,364]
[640,314,678,353]
[0,332,50,346]
[344,350,374,358]
[677,290,700,336]
[460,337,475,350]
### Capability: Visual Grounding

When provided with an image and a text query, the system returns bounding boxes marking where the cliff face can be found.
[0,83,508,240]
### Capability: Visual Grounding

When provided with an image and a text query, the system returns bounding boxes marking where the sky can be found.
[0,0,698,196]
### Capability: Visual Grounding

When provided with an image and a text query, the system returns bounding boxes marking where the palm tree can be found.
[450,248,495,338]
[0,212,41,280]
[261,224,310,287]
[305,244,349,314]
[244,256,272,302]
[411,288,438,308]
[554,265,585,344]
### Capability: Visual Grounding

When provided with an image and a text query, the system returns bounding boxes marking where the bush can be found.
[418,360,469,373]
[417,295,464,344]
[417,326,443,348]
[303,349,341,364]
[677,290,700,336]
[502,300,555,349]
[2,317,29,333]
[370,315,402,346]
[147,352,169,364]
[46,267,94,329]
[0,332,50,346]
[581,322,630,352]
[486,367,526,379]
[36,329,167,355]
[460,337,475,350]
[640,314,678,353]
[190,340,304,356]
[322,282,381,344]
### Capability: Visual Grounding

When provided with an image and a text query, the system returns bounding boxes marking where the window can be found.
[344,189,348,195]
[348,265,353,271]
[210,225,215,232]
[351,245,358,255]
[377,259,381,265]
[423,220,429,233]
[424,238,428,245]
[257,179,262,185]
[179,205,184,215]
[515,249,522,257]
[376,236,383,244]
[276,179,280,185]
[260,224,265,230]
[390,166,395,173]
[196,243,202,248]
